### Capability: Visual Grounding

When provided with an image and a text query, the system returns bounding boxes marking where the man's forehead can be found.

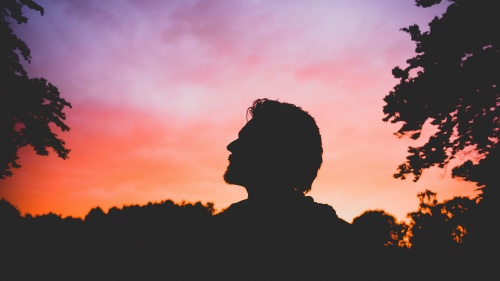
[238,120,256,137]
[238,118,279,138]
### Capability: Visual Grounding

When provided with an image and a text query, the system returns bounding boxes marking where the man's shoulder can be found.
[214,200,251,222]
[219,199,249,213]
[303,197,351,227]
[218,196,346,217]
[306,197,337,216]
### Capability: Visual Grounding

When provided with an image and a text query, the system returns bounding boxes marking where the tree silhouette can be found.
[352,209,408,248]
[383,0,499,190]
[0,198,21,223]
[0,0,71,179]
[407,190,475,250]
[1,199,217,281]
[403,190,480,280]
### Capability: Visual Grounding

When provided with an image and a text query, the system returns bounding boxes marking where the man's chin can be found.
[223,169,244,186]
[223,171,235,184]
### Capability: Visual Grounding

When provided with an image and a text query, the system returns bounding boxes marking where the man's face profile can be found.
[224,117,286,189]
[223,99,322,194]
[223,120,262,187]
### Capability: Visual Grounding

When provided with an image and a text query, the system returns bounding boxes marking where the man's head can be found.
[224,99,322,194]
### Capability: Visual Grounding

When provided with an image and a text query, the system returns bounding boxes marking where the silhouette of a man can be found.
[216,99,352,280]
[224,98,322,200]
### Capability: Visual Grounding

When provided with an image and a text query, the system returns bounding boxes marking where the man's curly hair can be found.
[247,99,323,193]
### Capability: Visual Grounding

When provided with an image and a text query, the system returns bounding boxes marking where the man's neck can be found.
[245,184,302,202]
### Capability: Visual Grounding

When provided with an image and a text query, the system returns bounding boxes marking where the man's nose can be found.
[227,139,238,152]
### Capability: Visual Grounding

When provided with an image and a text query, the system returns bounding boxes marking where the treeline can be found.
[1,192,498,280]
[1,200,215,280]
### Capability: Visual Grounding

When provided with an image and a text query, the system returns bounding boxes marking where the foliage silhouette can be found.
[383,0,499,189]
[0,198,21,222]
[407,190,475,250]
[0,199,216,281]
[403,190,499,280]
[383,2,500,277]
[0,0,71,178]
[353,209,408,248]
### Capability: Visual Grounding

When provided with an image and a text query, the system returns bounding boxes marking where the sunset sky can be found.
[1,0,478,222]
